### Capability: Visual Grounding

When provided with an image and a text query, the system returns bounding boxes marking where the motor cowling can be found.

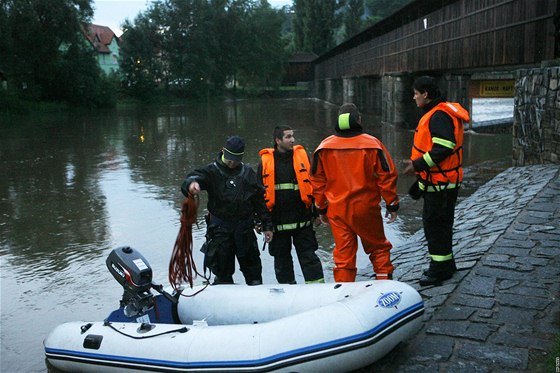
[106,246,154,317]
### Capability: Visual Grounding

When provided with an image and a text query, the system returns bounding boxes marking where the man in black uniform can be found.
[258,126,324,284]
[182,136,273,285]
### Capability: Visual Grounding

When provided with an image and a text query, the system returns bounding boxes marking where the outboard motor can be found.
[107,246,155,317]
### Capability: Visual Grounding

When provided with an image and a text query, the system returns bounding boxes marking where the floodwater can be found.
[0,97,512,372]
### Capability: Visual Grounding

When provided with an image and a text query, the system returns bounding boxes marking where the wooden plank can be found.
[315,0,556,79]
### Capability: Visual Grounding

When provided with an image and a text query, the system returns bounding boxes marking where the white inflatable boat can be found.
[44,246,424,372]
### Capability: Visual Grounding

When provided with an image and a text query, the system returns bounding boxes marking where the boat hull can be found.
[45,280,423,372]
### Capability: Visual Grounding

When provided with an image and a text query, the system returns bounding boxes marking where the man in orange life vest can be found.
[310,103,399,282]
[403,76,470,286]
[258,126,324,284]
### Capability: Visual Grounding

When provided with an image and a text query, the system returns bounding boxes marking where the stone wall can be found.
[316,78,343,106]
[381,74,415,128]
[355,77,382,115]
[513,65,560,165]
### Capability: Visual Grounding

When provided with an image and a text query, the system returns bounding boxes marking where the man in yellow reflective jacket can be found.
[258,126,324,284]
[403,76,470,286]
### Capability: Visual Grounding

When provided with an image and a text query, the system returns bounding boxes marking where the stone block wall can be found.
[381,74,415,128]
[355,77,382,115]
[314,76,384,117]
[513,66,560,165]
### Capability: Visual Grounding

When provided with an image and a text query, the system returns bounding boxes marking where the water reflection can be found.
[1,124,109,279]
[0,98,512,372]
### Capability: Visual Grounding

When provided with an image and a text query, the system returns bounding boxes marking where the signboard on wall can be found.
[471,80,515,98]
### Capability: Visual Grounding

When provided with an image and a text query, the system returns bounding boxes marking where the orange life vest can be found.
[259,145,313,211]
[411,102,469,189]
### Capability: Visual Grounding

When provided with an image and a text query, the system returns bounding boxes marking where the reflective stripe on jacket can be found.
[411,102,469,189]
[275,220,312,232]
[259,145,313,211]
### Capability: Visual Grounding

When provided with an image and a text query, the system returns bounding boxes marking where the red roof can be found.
[83,24,118,54]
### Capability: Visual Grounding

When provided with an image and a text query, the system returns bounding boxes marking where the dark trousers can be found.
[268,226,324,284]
[204,225,262,284]
[422,188,459,273]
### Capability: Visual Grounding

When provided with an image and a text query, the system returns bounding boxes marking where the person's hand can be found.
[402,159,415,175]
[189,181,201,195]
[263,231,273,243]
[385,210,397,223]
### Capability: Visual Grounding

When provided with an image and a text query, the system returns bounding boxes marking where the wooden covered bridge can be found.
[310,0,559,129]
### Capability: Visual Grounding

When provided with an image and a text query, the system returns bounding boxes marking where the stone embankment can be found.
[358,164,560,372]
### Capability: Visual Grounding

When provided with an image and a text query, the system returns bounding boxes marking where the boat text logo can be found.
[376,291,402,309]
[111,263,125,279]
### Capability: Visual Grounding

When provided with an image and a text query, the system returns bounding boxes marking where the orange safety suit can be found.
[259,145,313,211]
[310,133,399,282]
[411,102,469,190]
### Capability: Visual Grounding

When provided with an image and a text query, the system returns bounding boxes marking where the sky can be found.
[92,0,293,37]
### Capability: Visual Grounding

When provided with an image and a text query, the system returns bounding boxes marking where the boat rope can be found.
[103,321,188,339]
[168,194,209,295]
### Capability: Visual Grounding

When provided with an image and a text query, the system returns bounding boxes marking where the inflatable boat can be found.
[44,246,424,372]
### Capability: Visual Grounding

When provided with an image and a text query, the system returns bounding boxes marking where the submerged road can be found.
[357,165,560,372]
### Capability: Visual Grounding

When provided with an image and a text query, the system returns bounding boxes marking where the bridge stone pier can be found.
[381,74,414,127]
[315,65,560,166]
[513,64,560,165]
[320,79,343,107]
[316,73,473,129]
[315,77,384,116]
[342,77,355,104]
[311,0,558,152]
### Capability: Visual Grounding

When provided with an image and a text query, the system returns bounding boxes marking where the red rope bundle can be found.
[168,194,200,291]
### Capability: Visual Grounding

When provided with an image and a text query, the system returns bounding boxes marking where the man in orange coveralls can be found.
[310,103,400,282]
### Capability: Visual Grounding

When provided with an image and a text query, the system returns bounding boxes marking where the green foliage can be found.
[235,2,288,89]
[290,0,414,53]
[1,0,116,108]
[364,0,412,27]
[0,90,29,115]
[52,41,116,108]
[292,0,342,55]
[118,0,288,99]
[1,0,417,107]
[341,0,364,41]
[119,13,164,101]
[161,0,214,97]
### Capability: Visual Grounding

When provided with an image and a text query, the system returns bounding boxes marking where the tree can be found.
[118,0,287,98]
[292,0,341,55]
[1,0,116,107]
[55,41,116,108]
[119,10,166,101]
[0,1,10,74]
[232,1,287,90]
[4,0,93,96]
[341,0,364,40]
[365,0,412,26]
[162,0,217,96]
